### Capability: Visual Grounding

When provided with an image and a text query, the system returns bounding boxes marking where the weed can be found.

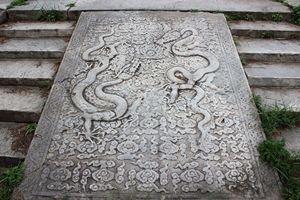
[254,95,300,199]
[38,81,52,90]
[290,5,300,26]
[37,4,65,22]
[240,57,247,66]
[244,14,255,21]
[225,13,241,21]
[25,123,37,137]
[65,2,76,7]
[233,37,239,46]
[272,13,283,22]
[7,0,28,9]
[260,32,274,38]
[0,163,25,200]
[289,32,300,38]
[252,95,298,139]
[189,9,201,13]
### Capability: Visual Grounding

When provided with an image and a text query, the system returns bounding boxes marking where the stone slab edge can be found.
[17,11,282,199]
[4,0,292,21]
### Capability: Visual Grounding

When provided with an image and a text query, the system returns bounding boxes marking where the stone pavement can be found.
[18,11,281,199]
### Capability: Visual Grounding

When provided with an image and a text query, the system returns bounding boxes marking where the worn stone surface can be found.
[0,86,47,122]
[237,38,300,62]
[284,0,300,6]
[279,127,300,155]
[0,122,28,166]
[0,21,75,38]
[0,38,69,59]
[68,0,290,12]
[252,87,300,112]
[245,62,300,87]
[0,60,59,86]
[19,11,281,199]
[230,21,300,38]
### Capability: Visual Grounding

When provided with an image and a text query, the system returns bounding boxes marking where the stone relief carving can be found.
[29,13,270,199]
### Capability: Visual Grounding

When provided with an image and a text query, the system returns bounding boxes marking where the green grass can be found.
[189,9,201,13]
[244,14,255,21]
[253,95,300,200]
[0,163,25,200]
[240,57,247,66]
[65,2,76,8]
[290,5,300,26]
[260,32,274,38]
[253,95,298,139]
[37,4,66,22]
[272,13,283,22]
[25,123,37,137]
[233,37,239,45]
[7,0,28,9]
[225,13,241,21]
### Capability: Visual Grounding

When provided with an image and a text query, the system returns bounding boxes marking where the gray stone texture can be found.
[0,60,59,86]
[0,38,69,59]
[245,62,300,87]
[237,38,300,62]
[0,86,47,122]
[0,21,75,38]
[19,11,281,199]
[0,9,7,24]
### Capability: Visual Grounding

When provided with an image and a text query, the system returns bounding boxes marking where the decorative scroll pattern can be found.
[20,12,280,199]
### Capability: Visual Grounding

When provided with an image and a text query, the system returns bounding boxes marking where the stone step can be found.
[0,21,75,38]
[3,0,292,21]
[252,87,300,112]
[245,62,300,87]
[0,122,32,167]
[0,59,59,86]
[0,86,47,122]
[0,38,69,59]
[230,20,300,39]
[237,38,300,62]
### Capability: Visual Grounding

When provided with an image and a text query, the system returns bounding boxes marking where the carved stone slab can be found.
[19,12,281,199]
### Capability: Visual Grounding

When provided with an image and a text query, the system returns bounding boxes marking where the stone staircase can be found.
[230,20,300,111]
[230,20,300,153]
[0,21,74,167]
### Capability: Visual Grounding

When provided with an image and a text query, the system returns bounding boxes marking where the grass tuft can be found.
[253,95,300,199]
[0,163,25,200]
[252,95,297,139]
[7,0,28,9]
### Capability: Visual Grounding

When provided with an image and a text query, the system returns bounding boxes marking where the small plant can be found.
[254,95,300,199]
[240,57,247,66]
[37,4,65,22]
[290,5,300,26]
[25,123,37,136]
[244,14,255,21]
[289,32,300,39]
[233,37,239,46]
[252,95,298,139]
[7,0,28,9]
[38,81,52,90]
[272,13,283,22]
[260,32,274,38]
[225,13,241,21]
[65,2,76,8]
[189,9,201,13]
[0,163,25,200]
